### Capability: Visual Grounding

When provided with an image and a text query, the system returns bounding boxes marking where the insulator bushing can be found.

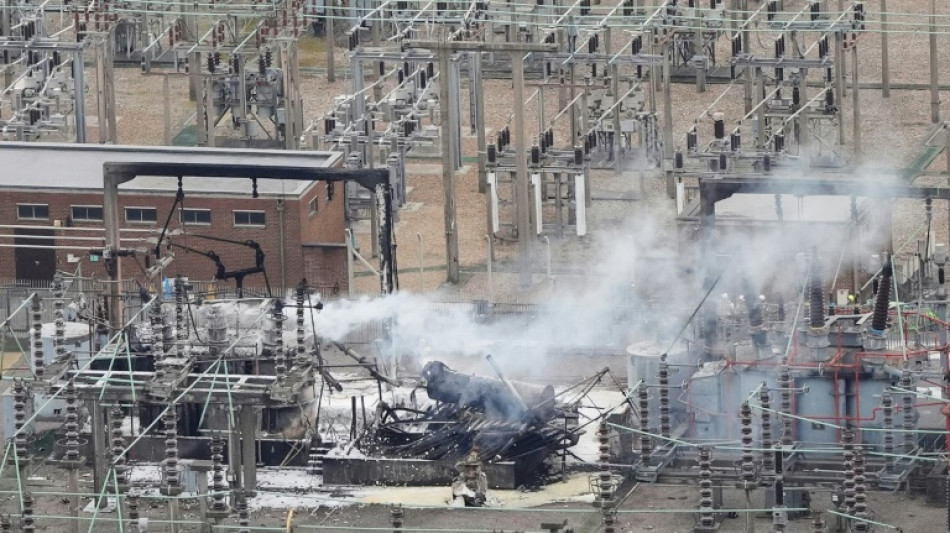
[900,371,916,452]
[21,493,34,533]
[674,151,683,169]
[598,421,614,508]
[237,492,250,533]
[391,505,404,531]
[112,406,129,486]
[295,281,309,369]
[808,254,824,329]
[687,128,697,151]
[697,446,715,528]
[64,381,80,462]
[638,385,652,465]
[739,402,755,483]
[760,387,774,476]
[52,275,67,363]
[870,259,892,333]
[658,357,670,438]
[881,390,895,472]
[162,408,180,491]
[713,118,725,140]
[842,430,855,514]
[778,358,793,445]
[530,145,541,165]
[12,379,29,467]
[30,296,44,377]
[211,433,229,512]
[271,300,287,380]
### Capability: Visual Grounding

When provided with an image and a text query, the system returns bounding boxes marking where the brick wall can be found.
[302,246,349,296]
[0,187,347,294]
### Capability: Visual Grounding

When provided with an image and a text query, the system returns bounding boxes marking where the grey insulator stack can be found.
[237,491,250,533]
[149,298,165,353]
[12,379,29,468]
[638,385,652,465]
[739,402,756,484]
[773,445,787,532]
[853,446,869,532]
[391,505,404,533]
[151,300,166,381]
[0,514,10,532]
[812,513,827,533]
[272,300,287,381]
[111,406,129,486]
[900,370,916,452]
[842,430,856,515]
[659,356,671,439]
[778,358,793,445]
[295,281,309,368]
[760,387,774,477]
[127,493,139,533]
[870,259,892,334]
[21,493,34,533]
[598,421,614,505]
[52,274,67,363]
[174,276,186,359]
[30,296,43,378]
[598,421,616,533]
[210,433,229,513]
[697,446,715,529]
[161,408,181,494]
[808,256,825,330]
[64,381,80,462]
[881,390,894,472]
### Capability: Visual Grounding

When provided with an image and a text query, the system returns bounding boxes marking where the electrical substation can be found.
[1,0,950,532]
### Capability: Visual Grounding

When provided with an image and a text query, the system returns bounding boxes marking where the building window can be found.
[71,205,103,222]
[181,208,212,225]
[17,204,49,220]
[125,207,158,224]
[308,197,318,216]
[233,210,265,227]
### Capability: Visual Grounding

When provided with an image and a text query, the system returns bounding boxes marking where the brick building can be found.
[0,143,350,296]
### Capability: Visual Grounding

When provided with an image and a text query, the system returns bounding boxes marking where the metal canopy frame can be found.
[102,161,395,329]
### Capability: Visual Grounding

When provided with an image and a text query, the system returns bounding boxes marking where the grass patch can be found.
[298,36,327,68]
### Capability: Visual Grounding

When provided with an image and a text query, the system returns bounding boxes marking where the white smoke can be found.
[308,182,899,377]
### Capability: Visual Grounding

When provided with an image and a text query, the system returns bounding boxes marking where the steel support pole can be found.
[663,43,674,198]
[240,407,257,495]
[880,0,890,97]
[204,76,216,147]
[835,32,845,144]
[105,36,117,142]
[72,50,86,143]
[930,0,940,123]
[327,1,336,82]
[67,467,80,533]
[163,74,171,144]
[695,14,706,93]
[90,401,107,507]
[607,26,622,175]
[513,51,532,287]
[439,49,460,283]
[851,44,861,163]
[96,39,110,143]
